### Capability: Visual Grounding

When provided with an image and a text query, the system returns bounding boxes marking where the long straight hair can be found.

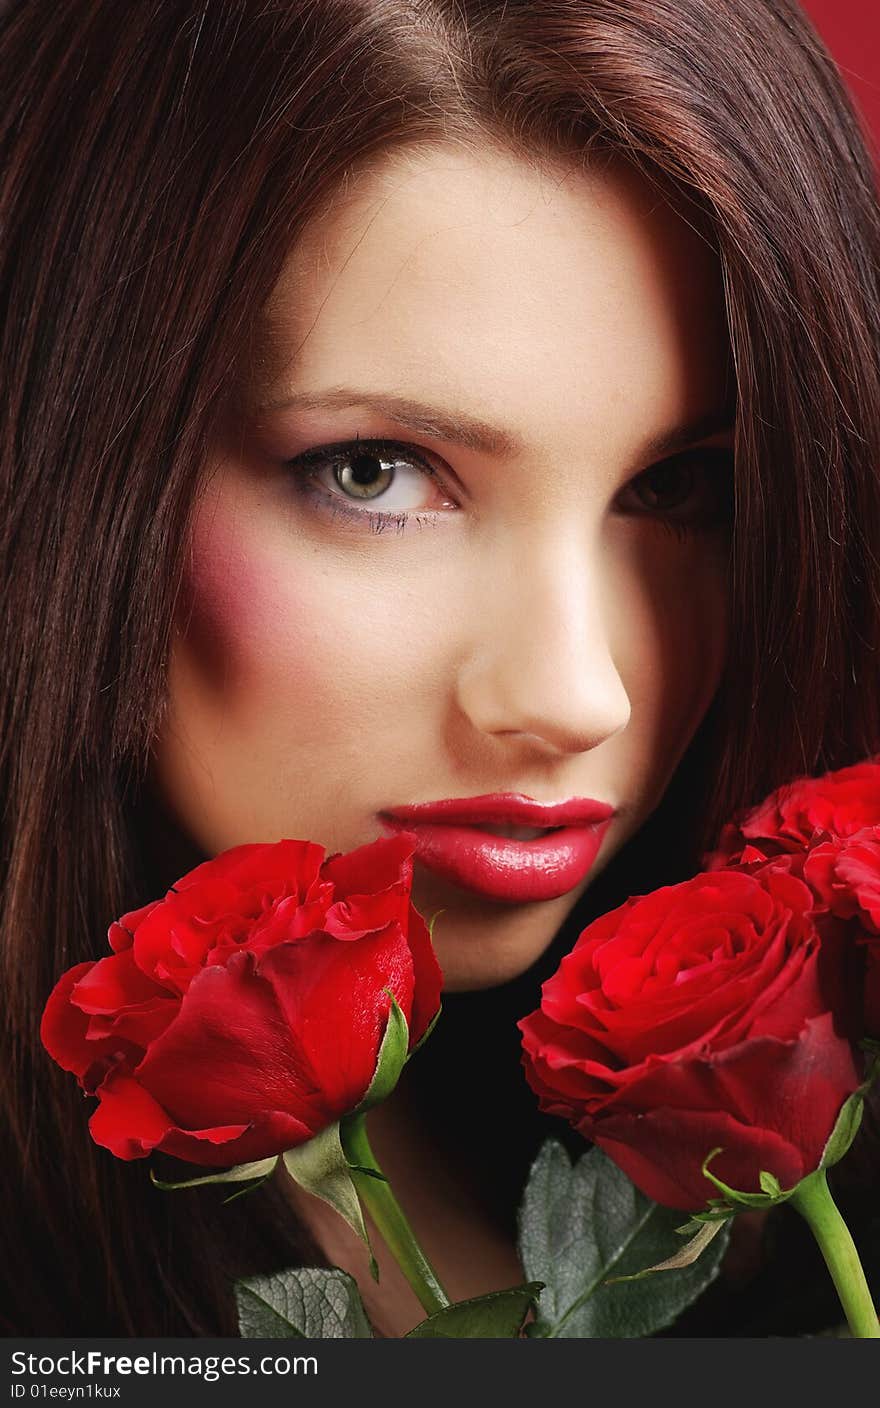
[2,0,880,1335]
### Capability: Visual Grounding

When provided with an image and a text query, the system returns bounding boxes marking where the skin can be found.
[147,139,737,1332]
[150,139,735,994]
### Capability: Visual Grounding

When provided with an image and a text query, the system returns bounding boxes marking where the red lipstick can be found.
[378,793,615,903]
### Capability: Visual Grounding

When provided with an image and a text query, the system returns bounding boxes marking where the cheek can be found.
[175,492,432,746]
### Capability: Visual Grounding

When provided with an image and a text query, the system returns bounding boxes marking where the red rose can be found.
[703,756,880,870]
[518,868,863,1211]
[803,825,880,934]
[41,833,441,1166]
[803,826,880,1036]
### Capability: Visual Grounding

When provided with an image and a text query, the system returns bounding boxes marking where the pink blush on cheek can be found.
[177,496,315,698]
[174,480,421,757]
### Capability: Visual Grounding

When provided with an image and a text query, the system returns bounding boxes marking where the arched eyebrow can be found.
[258,386,736,460]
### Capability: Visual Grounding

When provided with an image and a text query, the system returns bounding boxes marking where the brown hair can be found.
[2,0,879,1335]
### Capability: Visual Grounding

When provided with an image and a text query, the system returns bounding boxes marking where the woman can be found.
[2,0,879,1337]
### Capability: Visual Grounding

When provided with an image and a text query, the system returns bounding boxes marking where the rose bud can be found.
[519,867,864,1211]
[41,833,441,1166]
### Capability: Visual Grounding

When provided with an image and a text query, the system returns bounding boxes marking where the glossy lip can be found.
[379,792,616,827]
[378,793,616,903]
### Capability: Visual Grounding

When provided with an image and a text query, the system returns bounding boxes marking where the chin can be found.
[413,867,587,993]
[431,937,553,993]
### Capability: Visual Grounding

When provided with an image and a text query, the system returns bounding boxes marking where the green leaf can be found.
[282,1125,376,1278]
[353,993,410,1114]
[404,1283,544,1338]
[819,1052,880,1171]
[149,1155,278,1193]
[235,1267,373,1339]
[517,1140,729,1338]
[819,1091,864,1171]
[759,1170,784,1198]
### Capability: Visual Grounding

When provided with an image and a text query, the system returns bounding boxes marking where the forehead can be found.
[259,142,731,449]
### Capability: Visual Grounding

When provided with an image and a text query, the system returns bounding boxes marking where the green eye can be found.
[332,448,398,499]
[284,436,454,534]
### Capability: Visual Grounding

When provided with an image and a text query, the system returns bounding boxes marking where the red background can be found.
[800,0,880,164]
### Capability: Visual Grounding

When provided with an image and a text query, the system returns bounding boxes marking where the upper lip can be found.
[380,792,616,827]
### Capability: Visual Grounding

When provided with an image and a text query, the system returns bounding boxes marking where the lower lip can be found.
[378,817,614,903]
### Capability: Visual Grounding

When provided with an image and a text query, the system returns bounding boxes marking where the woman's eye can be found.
[284,437,735,539]
[285,438,456,530]
[618,449,735,533]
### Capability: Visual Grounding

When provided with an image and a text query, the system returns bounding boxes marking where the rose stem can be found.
[788,1168,879,1338]
[340,1111,450,1317]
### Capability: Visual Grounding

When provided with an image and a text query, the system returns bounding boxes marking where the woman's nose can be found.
[455,536,632,757]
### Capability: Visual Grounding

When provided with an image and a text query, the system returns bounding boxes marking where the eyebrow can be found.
[258,387,736,460]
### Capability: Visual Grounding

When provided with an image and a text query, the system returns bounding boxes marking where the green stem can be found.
[340,1112,450,1317]
[788,1168,879,1338]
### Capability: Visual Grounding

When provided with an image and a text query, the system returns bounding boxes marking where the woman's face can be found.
[150,142,735,991]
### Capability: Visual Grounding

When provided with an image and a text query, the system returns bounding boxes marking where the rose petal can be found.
[173,839,326,901]
[88,1069,250,1161]
[132,952,331,1133]
[156,1111,318,1167]
[85,997,179,1050]
[71,949,172,1013]
[108,899,161,953]
[320,831,417,899]
[401,906,443,1047]
[592,1108,809,1211]
[40,963,143,1088]
[586,1014,861,1208]
[257,923,415,1111]
[322,884,411,941]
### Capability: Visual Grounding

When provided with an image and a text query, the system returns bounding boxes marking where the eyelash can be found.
[287,436,445,536]
[284,436,735,539]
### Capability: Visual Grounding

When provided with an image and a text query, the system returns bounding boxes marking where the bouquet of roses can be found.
[41,759,880,1338]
